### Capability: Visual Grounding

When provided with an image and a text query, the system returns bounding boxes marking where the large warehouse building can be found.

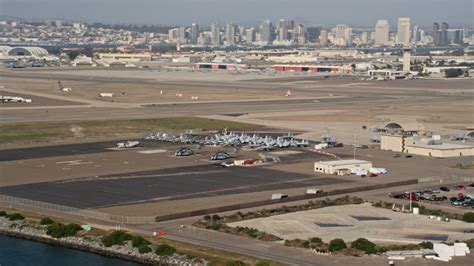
[381,134,474,158]
[314,159,373,176]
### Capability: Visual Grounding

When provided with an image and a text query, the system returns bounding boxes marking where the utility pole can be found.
[353,134,357,159]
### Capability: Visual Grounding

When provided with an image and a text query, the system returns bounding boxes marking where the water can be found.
[0,235,141,266]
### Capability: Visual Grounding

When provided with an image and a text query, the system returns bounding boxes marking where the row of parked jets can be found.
[143,131,310,160]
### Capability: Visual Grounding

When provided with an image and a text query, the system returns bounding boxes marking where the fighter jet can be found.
[117,140,140,149]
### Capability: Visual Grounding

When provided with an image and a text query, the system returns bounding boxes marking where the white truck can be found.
[305,188,323,195]
[271,193,288,200]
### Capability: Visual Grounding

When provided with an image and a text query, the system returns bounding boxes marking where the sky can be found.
[1,0,472,27]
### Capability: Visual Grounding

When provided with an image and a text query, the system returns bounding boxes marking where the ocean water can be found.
[0,235,141,266]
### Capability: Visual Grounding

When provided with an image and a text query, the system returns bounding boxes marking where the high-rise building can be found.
[344,28,353,46]
[293,24,305,44]
[320,29,328,46]
[412,25,420,43]
[336,24,348,39]
[277,19,288,41]
[190,23,199,44]
[432,22,440,45]
[447,29,464,45]
[307,27,321,43]
[360,32,368,45]
[396,17,411,45]
[211,23,220,46]
[225,23,235,45]
[261,20,273,43]
[168,28,180,42]
[374,19,390,45]
[245,28,256,43]
[178,27,187,43]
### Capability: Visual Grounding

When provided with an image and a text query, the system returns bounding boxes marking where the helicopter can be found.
[210,147,240,160]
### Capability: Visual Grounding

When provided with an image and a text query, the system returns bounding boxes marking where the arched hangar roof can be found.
[0,46,12,55]
[385,122,424,132]
[7,46,49,57]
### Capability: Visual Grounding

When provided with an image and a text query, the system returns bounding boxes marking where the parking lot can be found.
[389,182,474,209]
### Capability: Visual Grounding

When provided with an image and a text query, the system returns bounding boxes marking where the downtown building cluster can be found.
[0,18,469,48]
[168,18,468,48]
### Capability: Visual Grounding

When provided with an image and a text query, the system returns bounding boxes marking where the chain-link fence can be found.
[0,194,156,224]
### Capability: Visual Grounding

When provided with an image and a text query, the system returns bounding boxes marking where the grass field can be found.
[0,117,260,145]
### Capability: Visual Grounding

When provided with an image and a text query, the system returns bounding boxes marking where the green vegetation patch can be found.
[40,217,55,225]
[0,117,258,145]
[6,213,25,221]
[101,230,133,247]
[463,212,474,223]
[155,244,177,256]
[131,235,151,248]
[46,222,82,238]
[328,238,347,252]
[137,245,152,254]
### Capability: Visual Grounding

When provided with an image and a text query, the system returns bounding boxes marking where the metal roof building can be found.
[7,46,49,57]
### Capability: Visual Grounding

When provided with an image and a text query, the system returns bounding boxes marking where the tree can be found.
[131,235,150,248]
[445,68,461,78]
[7,213,25,221]
[138,245,152,254]
[40,217,55,225]
[351,238,377,254]
[328,238,347,252]
[101,231,132,247]
[463,212,474,223]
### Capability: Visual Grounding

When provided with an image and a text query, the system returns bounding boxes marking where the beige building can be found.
[381,134,474,158]
[96,53,152,62]
[314,159,373,176]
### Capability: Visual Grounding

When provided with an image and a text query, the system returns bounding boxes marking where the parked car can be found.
[393,154,401,158]
[469,183,474,187]
[462,201,474,207]
[450,196,458,202]
[454,184,466,190]
[452,200,464,206]
[440,186,450,192]
[405,155,413,158]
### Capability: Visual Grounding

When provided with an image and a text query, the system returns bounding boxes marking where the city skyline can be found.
[1,0,472,27]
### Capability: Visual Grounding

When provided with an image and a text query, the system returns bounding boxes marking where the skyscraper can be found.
[190,23,199,44]
[432,22,440,45]
[245,28,256,43]
[396,17,411,45]
[178,27,187,43]
[374,19,389,45]
[261,20,273,44]
[320,29,328,46]
[293,24,305,44]
[306,27,321,43]
[277,19,288,41]
[225,23,235,45]
[344,27,353,46]
[211,23,220,46]
[440,22,449,46]
[336,24,348,39]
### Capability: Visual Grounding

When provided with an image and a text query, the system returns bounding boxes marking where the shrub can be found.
[40,217,55,225]
[7,213,25,221]
[419,241,433,249]
[138,245,152,254]
[101,230,133,247]
[203,215,211,221]
[131,235,150,248]
[212,214,221,221]
[328,238,347,252]
[0,211,7,217]
[46,223,82,238]
[310,237,323,244]
[303,240,310,248]
[463,212,474,223]
[155,244,176,256]
[351,238,377,254]
[225,260,246,266]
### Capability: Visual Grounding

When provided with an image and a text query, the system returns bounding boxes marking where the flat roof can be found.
[315,159,371,166]
[407,142,474,150]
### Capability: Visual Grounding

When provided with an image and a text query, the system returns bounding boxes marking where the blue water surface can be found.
[0,235,141,266]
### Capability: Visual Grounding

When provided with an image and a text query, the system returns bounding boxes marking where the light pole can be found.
[353,134,358,159]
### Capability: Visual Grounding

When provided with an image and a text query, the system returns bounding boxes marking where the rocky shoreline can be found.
[0,217,202,266]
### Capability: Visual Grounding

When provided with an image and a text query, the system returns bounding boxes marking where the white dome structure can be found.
[7,46,49,57]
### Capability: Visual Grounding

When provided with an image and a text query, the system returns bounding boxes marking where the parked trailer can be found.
[271,193,288,200]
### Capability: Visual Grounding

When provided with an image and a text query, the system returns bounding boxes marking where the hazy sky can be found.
[1,0,472,27]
